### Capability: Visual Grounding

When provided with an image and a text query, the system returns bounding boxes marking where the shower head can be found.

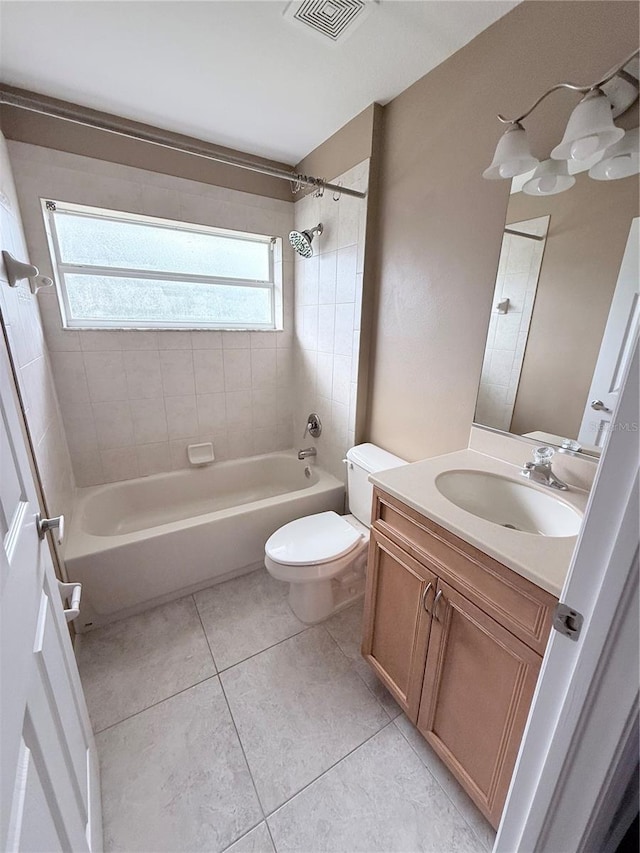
[288,223,323,258]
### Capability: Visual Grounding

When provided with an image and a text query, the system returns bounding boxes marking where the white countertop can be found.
[369,449,589,597]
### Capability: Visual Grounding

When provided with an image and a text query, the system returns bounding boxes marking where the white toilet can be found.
[264,443,406,623]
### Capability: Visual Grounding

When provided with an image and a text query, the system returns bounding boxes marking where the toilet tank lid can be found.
[346,443,406,474]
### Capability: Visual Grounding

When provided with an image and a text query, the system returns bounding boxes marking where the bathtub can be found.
[65,451,345,631]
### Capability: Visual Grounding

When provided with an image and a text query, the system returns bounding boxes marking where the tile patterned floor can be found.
[78,569,496,853]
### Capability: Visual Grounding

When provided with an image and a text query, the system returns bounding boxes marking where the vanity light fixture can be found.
[482,122,539,180]
[483,48,639,189]
[522,159,576,196]
[550,89,625,161]
[589,126,640,181]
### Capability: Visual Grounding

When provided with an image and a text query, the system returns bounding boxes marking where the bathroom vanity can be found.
[361,449,588,828]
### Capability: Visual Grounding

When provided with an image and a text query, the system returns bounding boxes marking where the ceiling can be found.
[0,1,518,164]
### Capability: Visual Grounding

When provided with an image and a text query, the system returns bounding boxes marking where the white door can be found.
[578,217,639,447]
[495,335,639,852]
[0,322,101,851]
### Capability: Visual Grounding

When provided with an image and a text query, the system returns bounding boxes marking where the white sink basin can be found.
[435,470,583,537]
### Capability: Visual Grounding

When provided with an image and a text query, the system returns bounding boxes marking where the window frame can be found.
[41,199,283,331]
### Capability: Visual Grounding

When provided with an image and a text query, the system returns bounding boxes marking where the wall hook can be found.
[2,250,38,287]
[30,274,54,295]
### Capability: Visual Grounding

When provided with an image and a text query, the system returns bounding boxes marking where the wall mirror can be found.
[474,163,639,459]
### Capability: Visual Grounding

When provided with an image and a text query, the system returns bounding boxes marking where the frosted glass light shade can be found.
[589,127,639,181]
[483,123,539,180]
[522,159,576,195]
[551,90,625,161]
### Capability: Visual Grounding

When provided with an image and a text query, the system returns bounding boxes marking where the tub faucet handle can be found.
[304,413,322,439]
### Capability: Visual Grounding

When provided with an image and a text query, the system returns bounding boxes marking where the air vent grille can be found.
[285,0,374,43]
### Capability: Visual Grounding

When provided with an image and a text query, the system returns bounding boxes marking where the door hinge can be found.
[552,602,584,641]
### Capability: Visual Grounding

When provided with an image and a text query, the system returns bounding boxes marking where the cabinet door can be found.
[362,530,437,721]
[417,581,541,828]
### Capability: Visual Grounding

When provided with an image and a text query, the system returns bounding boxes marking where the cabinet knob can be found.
[422,582,433,613]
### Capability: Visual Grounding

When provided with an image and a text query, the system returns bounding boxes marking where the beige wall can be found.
[366,0,639,462]
[295,105,377,190]
[8,142,295,486]
[0,131,75,565]
[0,86,293,201]
[508,171,638,439]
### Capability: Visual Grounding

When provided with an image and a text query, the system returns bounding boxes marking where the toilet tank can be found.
[346,444,407,526]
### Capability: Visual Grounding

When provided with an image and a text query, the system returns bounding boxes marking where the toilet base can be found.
[288,579,333,623]
[288,571,366,624]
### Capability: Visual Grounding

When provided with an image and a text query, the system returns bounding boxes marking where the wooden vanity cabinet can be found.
[362,488,557,828]
[361,530,437,719]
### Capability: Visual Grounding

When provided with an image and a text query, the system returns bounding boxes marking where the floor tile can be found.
[324,602,402,719]
[268,724,483,853]
[194,569,306,670]
[98,677,263,852]
[221,626,390,814]
[394,715,496,852]
[223,823,276,853]
[77,595,215,731]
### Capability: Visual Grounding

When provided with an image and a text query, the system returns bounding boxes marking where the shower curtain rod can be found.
[504,227,545,241]
[0,89,367,200]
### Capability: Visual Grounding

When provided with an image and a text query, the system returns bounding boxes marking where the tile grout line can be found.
[319,621,398,723]
[214,622,310,675]
[92,671,220,736]
[218,819,267,853]
[191,578,311,673]
[91,588,304,735]
[391,717,492,853]
[191,592,220,671]
[195,603,391,845]
[192,593,274,849]
[265,719,397,825]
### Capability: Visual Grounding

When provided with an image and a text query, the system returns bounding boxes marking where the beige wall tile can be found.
[136,442,172,477]
[8,139,296,483]
[124,350,163,399]
[193,349,224,395]
[164,395,199,440]
[84,351,128,402]
[93,400,134,449]
[130,398,168,444]
[160,350,195,397]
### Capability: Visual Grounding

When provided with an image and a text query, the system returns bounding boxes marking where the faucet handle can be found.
[303,412,322,439]
[533,446,555,465]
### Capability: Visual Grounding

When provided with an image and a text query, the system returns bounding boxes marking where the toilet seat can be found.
[265,511,363,567]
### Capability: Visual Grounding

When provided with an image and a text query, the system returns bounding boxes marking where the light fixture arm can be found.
[497,47,640,125]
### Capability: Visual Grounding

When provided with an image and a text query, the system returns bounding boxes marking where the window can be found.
[42,200,283,330]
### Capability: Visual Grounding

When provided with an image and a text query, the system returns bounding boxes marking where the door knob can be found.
[590,400,611,413]
[36,513,65,545]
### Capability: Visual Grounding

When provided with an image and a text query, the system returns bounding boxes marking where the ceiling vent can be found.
[283,1,377,45]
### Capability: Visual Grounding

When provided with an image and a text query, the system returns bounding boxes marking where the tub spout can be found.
[298,447,317,460]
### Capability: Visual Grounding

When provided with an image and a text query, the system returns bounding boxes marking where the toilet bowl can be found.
[264,444,406,623]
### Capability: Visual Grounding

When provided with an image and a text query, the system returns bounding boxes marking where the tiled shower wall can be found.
[0,132,75,534]
[475,216,549,432]
[8,142,295,486]
[293,161,369,482]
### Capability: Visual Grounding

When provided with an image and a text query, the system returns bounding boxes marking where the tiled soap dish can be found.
[187,442,215,466]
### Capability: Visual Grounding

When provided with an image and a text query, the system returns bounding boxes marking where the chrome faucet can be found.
[298,447,317,460]
[521,446,569,491]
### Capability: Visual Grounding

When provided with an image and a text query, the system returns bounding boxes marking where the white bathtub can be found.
[65,451,344,631]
